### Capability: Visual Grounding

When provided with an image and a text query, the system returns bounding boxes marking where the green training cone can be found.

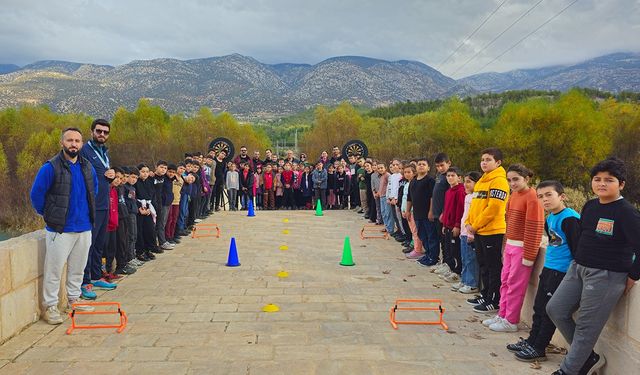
[339,236,355,266]
[315,199,323,216]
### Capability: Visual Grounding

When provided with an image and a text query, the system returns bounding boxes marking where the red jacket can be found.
[264,172,274,190]
[282,170,294,187]
[107,186,119,232]
[442,183,465,229]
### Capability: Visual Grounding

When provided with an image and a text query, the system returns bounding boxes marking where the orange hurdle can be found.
[360,224,389,240]
[66,301,127,334]
[389,299,448,330]
[192,223,220,239]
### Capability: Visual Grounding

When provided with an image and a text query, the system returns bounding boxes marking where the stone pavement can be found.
[0,210,565,374]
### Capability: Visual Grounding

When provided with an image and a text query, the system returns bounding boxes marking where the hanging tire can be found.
[208,137,235,161]
[342,139,368,158]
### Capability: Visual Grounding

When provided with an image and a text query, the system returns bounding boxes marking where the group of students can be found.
[364,149,639,375]
[31,123,638,375]
[219,147,363,212]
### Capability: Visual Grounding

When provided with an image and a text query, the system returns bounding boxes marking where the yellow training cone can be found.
[262,303,280,312]
[282,229,290,234]
[277,271,289,278]
[283,218,289,223]
[279,245,289,251]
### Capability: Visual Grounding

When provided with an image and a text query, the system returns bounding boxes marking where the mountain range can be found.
[0,52,638,118]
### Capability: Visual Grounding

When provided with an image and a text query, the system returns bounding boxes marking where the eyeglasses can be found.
[95,129,110,135]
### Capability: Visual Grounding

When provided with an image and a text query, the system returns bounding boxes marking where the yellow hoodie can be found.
[465,166,509,235]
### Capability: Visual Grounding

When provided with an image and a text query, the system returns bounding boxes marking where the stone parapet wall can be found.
[0,230,68,344]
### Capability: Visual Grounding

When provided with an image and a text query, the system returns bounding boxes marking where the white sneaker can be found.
[67,299,95,313]
[444,273,460,283]
[426,262,443,272]
[451,282,464,291]
[458,285,479,294]
[194,219,202,223]
[489,319,518,332]
[44,305,63,325]
[482,315,502,327]
[161,242,175,250]
[434,263,451,275]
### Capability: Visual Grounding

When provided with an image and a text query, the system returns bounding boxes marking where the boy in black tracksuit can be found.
[123,168,139,264]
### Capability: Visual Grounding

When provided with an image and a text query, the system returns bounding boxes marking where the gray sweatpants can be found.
[43,231,92,307]
[156,205,170,245]
[547,262,627,374]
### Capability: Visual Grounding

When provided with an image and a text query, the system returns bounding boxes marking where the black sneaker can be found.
[473,301,498,314]
[552,370,568,375]
[506,337,530,353]
[514,345,547,362]
[466,296,485,306]
[115,265,136,276]
[145,251,156,260]
[150,247,164,254]
[402,247,413,254]
[579,352,605,375]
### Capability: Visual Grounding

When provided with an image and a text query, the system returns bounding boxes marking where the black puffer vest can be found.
[44,151,96,233]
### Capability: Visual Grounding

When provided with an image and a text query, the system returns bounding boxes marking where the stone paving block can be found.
[64,361,132,374]
[34,333,106,348]
[166,312,213,323]
[274,344,330,360]
[128,313,171,323]
[128,361,189,375]
[0,361,70,375]
[169,346,223,361]
[193,303,238,312]
[115,346,171,362]
[219,295,261,304]
[151,304,197,313]
[13,347,64,362]
[177,322,228,333]
[220,344,274,360]
[211,312,259,322]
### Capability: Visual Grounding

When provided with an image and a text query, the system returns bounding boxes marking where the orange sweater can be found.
[505,188,544,264]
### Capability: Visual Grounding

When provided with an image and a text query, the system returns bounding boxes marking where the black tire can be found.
[208,137,235,162]
[342,139,368,158]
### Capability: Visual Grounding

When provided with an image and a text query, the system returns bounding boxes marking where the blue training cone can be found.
[247,199,256,217]
[226,237,241,267]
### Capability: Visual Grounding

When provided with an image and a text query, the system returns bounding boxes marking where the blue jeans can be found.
[379,197,394,234]
[177,193,190,231]
[414,218,439,264]
[460,235,479,288]
[83,209,108,284]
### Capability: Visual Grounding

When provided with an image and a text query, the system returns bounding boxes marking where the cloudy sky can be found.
[1,0,638,78]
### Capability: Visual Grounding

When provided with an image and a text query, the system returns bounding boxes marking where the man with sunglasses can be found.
[79,119,117,299]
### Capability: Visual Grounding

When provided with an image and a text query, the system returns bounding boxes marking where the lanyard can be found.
[88,141,110,169]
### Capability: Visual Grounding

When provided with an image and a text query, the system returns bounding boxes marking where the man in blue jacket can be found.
[30,128,99,324]
[79,119,117,297]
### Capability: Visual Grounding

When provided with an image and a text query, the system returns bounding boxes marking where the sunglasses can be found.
[95,129,110,135]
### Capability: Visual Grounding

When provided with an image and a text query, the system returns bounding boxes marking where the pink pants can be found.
[407,212,423,253]
[498,241,533,324]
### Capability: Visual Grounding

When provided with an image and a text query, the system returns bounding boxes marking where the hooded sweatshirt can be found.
[465,166,509,236]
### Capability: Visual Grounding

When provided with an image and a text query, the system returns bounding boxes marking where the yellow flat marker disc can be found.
[279,245,289,251]
[277,271,289,278]
[262,303,280,312]
[282,229,290,234]
[283,218,289,223]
